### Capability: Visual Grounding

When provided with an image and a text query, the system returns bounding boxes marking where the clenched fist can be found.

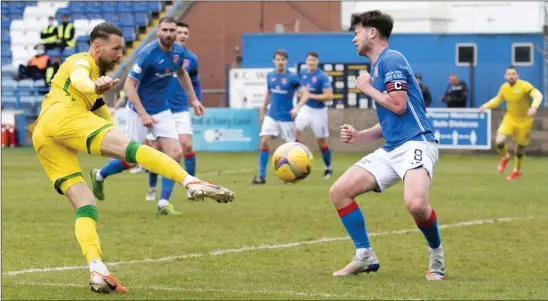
[340,124,358,144]
[94,76,119,94]
[355,73,372,94]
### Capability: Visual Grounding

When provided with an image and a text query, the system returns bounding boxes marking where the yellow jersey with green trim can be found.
[493,79,536,122]
[43,52,103,112]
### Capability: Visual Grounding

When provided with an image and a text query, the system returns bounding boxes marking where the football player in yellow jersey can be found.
[479,66,543,180]
[30,22,235,294]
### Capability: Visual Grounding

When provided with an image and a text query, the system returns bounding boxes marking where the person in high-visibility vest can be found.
[56,14,75,49]
[45,55,61,87]
[41,16,58,50]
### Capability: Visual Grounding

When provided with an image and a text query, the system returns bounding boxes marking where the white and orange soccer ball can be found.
[271,142,314,183]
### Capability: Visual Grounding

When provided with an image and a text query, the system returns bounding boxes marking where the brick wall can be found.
[180,1,341,107]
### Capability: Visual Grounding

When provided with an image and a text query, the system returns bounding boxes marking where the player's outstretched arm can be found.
[479,87,504,112]
[260,91,271,121]
[176,67,203,115]
[293,86,310,112]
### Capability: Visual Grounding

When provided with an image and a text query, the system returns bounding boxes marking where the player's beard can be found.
[160,36,174,48]
[98,57,115,75]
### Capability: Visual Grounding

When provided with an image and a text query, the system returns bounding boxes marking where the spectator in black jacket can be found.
[415,73,432,107]
[441,74,468,107]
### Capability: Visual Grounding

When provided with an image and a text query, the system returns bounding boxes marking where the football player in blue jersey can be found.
[146,22,203,202]
[90,17,234,214]
[251,49,309,184]
[295,52,334,179]
[330,10,444,280]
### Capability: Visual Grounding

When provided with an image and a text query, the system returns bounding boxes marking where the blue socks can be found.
[320,145,332,170]
[337,202,371,249]
[415,209,442,249]
[258,148,269,180]
[99,159,130,179]
[160,177,175,200]
[184,152,196,176]
[148,172,158,189]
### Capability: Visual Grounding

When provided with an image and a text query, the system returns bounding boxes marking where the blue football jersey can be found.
[127,40,186,115]
[300,68,332,109]
[266,70,301,121]
[168,47,201,113]
[371,48,435,151]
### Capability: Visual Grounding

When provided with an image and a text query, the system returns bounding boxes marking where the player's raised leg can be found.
[403,167,444,280]
[495,132,511,173]
[330,165,381,276]
[97,127,235,203]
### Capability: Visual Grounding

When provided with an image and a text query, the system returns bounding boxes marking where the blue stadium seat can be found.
[1,2,8,9]
[71,13,86,20]
[120,17,135,27]
[134,1,150,13]
[56,8,70,18]
[1,7,8,15]
[2,78,16,89]
[86,2,103,13]
[33,80,46,88]
[123,30,136,42]
[1,45,10,56]
[20,95,34,112]
[61,48,75,60]
[2,56,12,66]
[149,2,162,13]
[69,2,86,13]
[118,2,133,13]
[46,49,61,58]
[18,79,34,88]
[9,13,23,21]
[86,13,102,20]
[103,13,119,24]
[102,2,118,13]
[8,4,24,15]
[76,36,89,43]
[1,19,10,29]
[134,12,149,26]
[75,42,89,53]
[2,96,17,110]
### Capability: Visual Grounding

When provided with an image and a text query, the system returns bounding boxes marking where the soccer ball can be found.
[272,142,314,183]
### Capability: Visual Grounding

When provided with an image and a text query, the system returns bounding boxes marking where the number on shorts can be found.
[414,149,423,162]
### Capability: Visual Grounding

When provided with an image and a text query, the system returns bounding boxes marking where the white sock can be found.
[430,244,443,253]
[182,175,200,187]
[157,199,170,208]
[89,260,109,275]
[149,187,156,193]
[356,247,371,260]
[95,170,104,182]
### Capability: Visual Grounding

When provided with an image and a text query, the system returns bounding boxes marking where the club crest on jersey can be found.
[173,55,179,64]
[281,78,287,84]
[183,59,190,68]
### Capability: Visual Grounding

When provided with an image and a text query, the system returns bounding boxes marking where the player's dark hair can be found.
[306,52,319,59]
[350,10,394,39]
[273,49,288,59]
[507,65,518,73]
[89,22,123,42]
[177,22,189,28]
[159,16,177,25]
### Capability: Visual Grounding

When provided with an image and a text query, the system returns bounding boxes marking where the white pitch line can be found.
[10,281,348,298]
[3,216,542,277]
[197,168,253,177]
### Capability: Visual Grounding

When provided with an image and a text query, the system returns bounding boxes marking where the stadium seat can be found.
[18,79,34,88]
[10,20,26,32]
[23,6,42,20]
[149,2,162,13]
[102,2,118,13]
[134,2,150,13]
[89,19,105,30]
[2,56,12,66]
[1,45,11,57]
[33,80,46,88]
[46,49,61,58]
[103,13,119,24]
[20,95,35,112]
[2,97,17,110]
[10,34,27,47]
[118,2,133,13]
[69,2,86,14]
[120,17,135,27]
[2,78,17,89]
[134,12,149,26]
[123,30,136,42]
[86,2,103,13]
